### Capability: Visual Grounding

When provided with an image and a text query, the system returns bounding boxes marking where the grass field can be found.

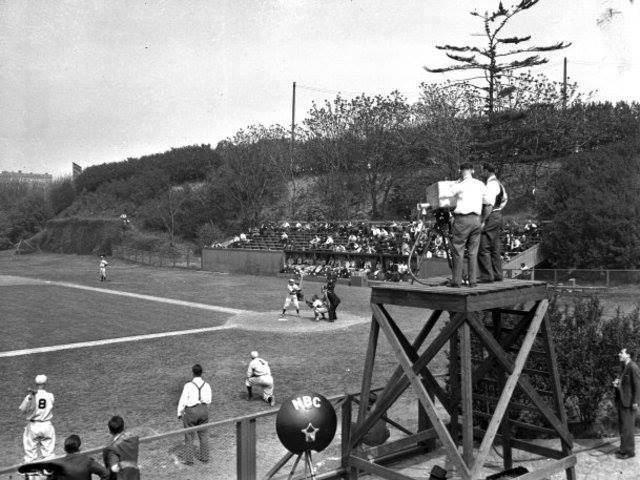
[0,252,438,472]
[3,252,638,477]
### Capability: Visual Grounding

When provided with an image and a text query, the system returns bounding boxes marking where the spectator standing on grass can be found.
[612,348,640,460]
[53,434,109,480]
[478,164,508,283]
[177,364,212,464]
[19,374,56,463]
[102,416,139,480]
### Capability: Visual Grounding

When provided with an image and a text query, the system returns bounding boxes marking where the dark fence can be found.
[202,248,284,275]
[113,246,200,269]
[503,268,640,287]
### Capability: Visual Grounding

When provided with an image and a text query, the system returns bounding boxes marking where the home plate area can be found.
[227,310,369,333]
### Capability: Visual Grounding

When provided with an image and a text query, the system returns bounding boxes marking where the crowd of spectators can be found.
[218,219,542,282]
[501,219,541,262]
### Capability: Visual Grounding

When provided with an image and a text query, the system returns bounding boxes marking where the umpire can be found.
[177,364,212,463]
[478,164,508,283]
[325,269,341,321]
[448,163,493,287]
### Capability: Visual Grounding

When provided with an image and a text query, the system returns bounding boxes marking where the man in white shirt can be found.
[19,374,55,462]
[449,163,493,287]
[478,163,509,282]
[245,351,275,406]
[177,364,212,463]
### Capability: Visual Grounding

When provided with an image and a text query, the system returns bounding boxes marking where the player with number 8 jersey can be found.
[18,374,55,463]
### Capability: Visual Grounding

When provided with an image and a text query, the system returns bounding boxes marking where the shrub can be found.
[549,295,640,426]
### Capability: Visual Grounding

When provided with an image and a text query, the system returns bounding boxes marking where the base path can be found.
[0,274,370,357]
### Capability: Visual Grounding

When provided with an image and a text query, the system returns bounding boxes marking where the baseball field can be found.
[0,252,442,477]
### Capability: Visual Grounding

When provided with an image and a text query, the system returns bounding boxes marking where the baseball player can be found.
[306,294,328,321]
[245,351,275,406]
[99,255,109,282]
[281,278,301,318]
[177,364,212,464]
[19,374,55,462]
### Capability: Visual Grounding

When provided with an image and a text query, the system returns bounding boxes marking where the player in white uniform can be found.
[245,351,275,406]
[19,374,56,463]
[307,294,328,321]
[99,255,109,282]
[281,278,301,318]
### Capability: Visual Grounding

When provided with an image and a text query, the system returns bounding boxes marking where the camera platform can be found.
[346,279,576,480]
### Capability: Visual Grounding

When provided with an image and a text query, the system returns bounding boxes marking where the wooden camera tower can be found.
[345,279,576,480]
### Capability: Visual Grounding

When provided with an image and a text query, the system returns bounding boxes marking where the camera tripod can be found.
[408,207,453,285]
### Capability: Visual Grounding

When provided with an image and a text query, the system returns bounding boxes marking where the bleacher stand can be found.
[214,219,542,282]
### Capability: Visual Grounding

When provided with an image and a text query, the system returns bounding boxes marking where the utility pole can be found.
[562,57,567,109]
[290,81,296,162]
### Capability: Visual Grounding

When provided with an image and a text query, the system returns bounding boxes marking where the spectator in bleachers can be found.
[309,235,321,248]
[324,235,334,248]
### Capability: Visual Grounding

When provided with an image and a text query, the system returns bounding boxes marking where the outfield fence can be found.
[503,268,640,288]
[113,246,201,270]
[0,388,434,480]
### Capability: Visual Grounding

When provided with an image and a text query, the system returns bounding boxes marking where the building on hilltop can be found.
[0,170,53,185]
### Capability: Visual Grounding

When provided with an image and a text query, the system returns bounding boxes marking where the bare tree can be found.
[424,0,570,114]
[156,187,186,245]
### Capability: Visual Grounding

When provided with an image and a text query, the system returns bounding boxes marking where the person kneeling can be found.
[307,295,328,322]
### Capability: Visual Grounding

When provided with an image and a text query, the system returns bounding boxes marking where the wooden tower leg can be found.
[448,319,460,445]
[357,319,379,425]
[492,310,512,470]
[459,319,474,469]
[542,312,576,480]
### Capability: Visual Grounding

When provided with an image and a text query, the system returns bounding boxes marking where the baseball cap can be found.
[250,351,259,359]
[288,279,295,283]
[35,374,47,384]
[459,162,474,171]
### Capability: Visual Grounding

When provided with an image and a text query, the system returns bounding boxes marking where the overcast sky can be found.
[1,0,638,177]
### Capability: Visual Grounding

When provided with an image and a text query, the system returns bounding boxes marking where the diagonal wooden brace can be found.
[350,310,462,448]
[467,310,573,447]
[372,303,472,479]
[470,299,549,478]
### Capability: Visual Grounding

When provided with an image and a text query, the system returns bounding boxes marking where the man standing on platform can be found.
[478,164,508,283]
[613,348,640,459]
[448,163,493,288]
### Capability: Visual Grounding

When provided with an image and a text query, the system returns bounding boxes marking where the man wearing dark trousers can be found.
[53,435,109,480]
[177,364,212,464]
[613,348,640,459]
[478,164,508,283]
[325,270,340,321]
[448,163,493,288]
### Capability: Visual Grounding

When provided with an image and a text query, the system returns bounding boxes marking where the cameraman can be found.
[448,163,493,287]
[19,374,56,462]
